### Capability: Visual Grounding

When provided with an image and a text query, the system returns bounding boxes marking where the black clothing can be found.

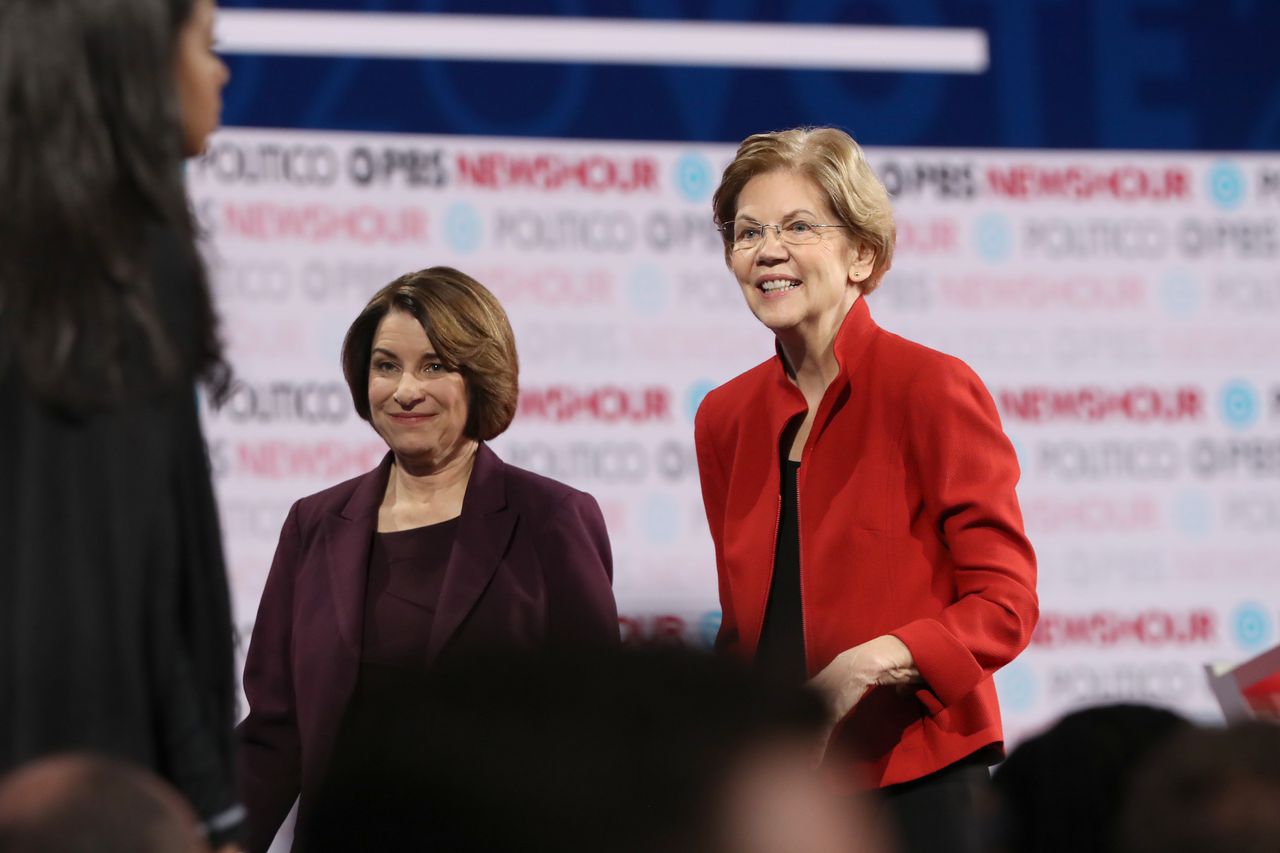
[755,458,806,685]
[877,753,994,853]
[361,520,457,671]
[0,226,241,841]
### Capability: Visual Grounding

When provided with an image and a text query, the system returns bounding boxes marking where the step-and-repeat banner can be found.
[190,129,1280,743]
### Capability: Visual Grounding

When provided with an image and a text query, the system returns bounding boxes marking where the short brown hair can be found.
[712,127,896,293]
[342,267,519,441]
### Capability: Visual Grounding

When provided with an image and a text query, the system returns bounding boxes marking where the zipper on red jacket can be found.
[795,462,809,678]
[761,492,783,650]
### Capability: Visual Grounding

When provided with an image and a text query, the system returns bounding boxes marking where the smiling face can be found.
[367,309,474,472]
[728,170,874,339]
[174,0,229,157]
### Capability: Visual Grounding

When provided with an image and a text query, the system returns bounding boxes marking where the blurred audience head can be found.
[1120,720,1280,853]
[990,703,1190,853]
[307,646,890,853]
[0,754,208,853]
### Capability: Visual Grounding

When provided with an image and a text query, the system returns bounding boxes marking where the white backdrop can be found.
[190,128,1280,744]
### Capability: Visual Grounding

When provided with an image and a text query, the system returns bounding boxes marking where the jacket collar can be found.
[764,297,880,436]
[426,443,515,663]
[321,443,516,662]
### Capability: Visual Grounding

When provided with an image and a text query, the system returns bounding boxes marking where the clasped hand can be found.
[808,634,920,761]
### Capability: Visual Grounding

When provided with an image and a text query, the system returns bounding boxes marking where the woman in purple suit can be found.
[236,267,619,852]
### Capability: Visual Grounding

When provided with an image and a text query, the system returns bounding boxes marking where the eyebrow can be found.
[371,347,441,361]
[736,209,820,222]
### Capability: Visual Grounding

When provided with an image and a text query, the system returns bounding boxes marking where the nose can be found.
[393,375,426,408]
[754,225,789,262]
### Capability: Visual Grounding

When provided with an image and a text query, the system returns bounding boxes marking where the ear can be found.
[848,242,876,287]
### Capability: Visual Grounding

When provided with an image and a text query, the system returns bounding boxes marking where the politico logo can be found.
[502,439,698,485]
[207,381,351,425]
[1034,439,1181,481]
[191,140,342,188]
[1047,663,1199,704]
[1032,609,1216,648]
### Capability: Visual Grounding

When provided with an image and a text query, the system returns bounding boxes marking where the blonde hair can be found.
[712,127,896,293]
[342,266,519,441]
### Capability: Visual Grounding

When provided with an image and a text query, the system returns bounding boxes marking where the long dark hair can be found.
[0,0,228,415]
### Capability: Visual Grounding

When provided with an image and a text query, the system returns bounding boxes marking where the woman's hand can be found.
[808,635,920,761]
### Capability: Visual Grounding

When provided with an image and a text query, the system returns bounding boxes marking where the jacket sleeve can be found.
[538,490,620,646]
[236,502,305,853]
[694,398,740,656]
[890,357,1039,714]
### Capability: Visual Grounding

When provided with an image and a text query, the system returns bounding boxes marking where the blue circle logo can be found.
[685,379,717,424]
[674,153,713,202]
[1233,602,1274,652]
[698,610,722,648]
[443,202,483,253]
[973,213,1012,262]
[995,662,1037,714]
[1220,380,1259,429]
[628,264,668,315]
[1207,162,1246,210]
[641,494,680,544]
[1171,490,1213,537]
[1160,271,1200,318]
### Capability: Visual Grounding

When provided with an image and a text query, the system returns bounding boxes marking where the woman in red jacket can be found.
[694,127,1038,853]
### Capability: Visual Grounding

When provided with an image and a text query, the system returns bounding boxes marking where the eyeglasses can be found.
[717,219,850,252]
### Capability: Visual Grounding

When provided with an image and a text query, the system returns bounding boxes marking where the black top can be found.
[0,226,240,841]
[362,518,458,670]
[315,520,459,850]
[755,458,807,685]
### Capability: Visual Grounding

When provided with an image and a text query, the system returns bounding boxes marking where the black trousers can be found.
[875,759,992,853]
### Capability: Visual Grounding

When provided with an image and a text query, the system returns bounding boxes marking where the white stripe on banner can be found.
[215,11,989,73]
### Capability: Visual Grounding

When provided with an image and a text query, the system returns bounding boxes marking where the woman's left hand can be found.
[808,635,920,760]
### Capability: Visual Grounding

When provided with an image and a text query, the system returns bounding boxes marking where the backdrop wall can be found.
[200,0,1280,745]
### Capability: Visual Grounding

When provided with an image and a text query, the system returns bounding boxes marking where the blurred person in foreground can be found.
[306,646,893,853]
[695,126,1039,853]
[0,754,209,853]
[1120,720,1280,853]
[0,0,241,846]
[236,267,619,852]
[990,703,1191,853]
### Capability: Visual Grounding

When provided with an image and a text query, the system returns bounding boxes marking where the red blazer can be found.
[236,444,618,852]
[694,299,1038,788]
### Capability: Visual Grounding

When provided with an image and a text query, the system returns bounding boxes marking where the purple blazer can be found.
[236,444,618,852]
